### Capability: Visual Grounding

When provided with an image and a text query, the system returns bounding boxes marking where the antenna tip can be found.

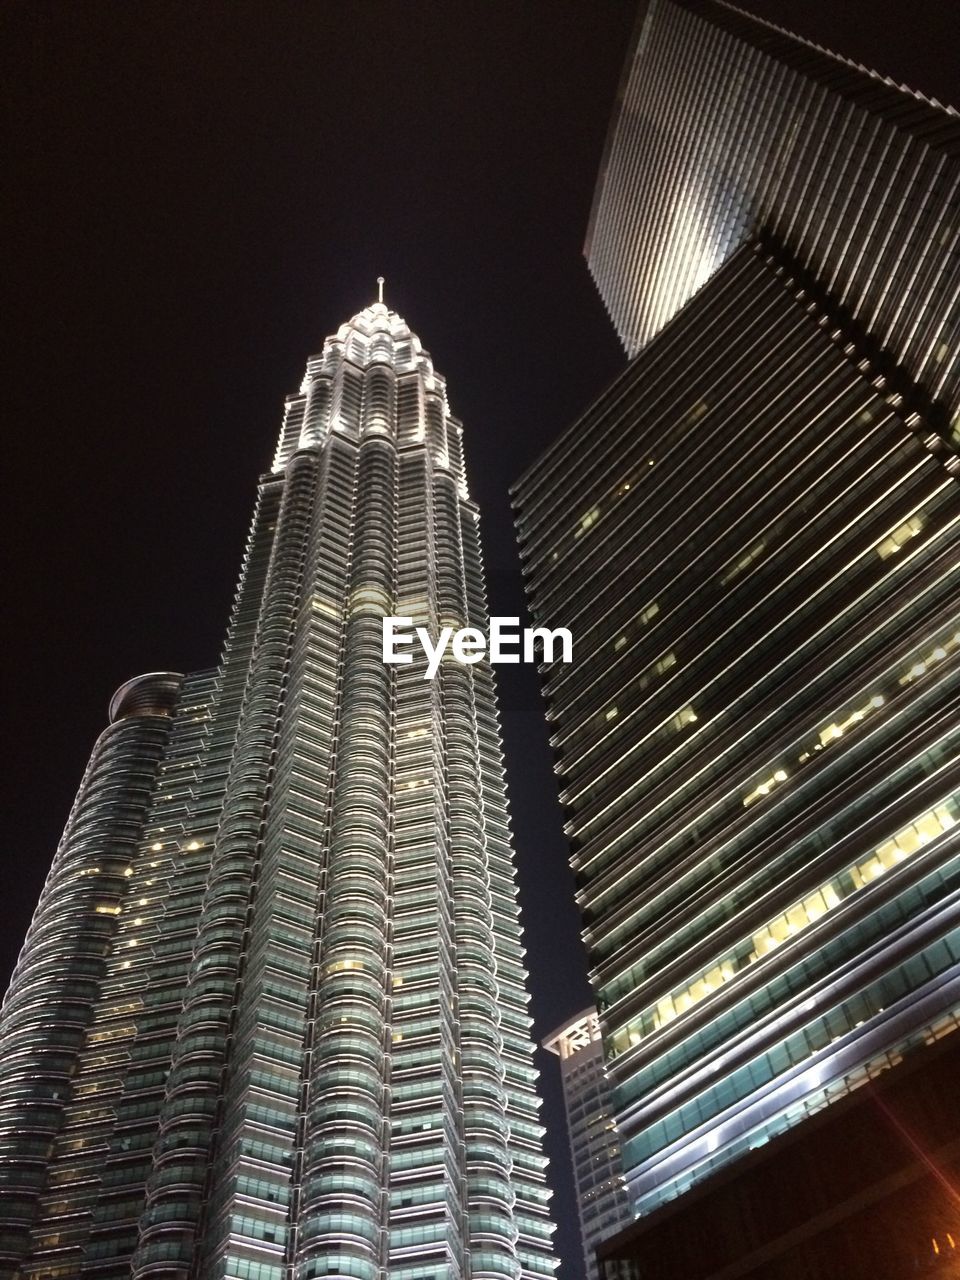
[376,276,385,304]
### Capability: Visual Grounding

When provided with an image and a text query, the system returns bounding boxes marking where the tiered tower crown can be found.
[272,295,468,500]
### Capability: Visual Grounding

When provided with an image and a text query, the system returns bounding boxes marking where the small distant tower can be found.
[542,1010,632,1280]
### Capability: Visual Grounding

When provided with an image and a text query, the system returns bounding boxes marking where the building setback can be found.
[541,1011,631,1280]
[514,0,960,1271]
[0,299,556,1280]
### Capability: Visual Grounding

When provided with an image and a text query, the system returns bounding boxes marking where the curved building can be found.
[0,299,556,1280]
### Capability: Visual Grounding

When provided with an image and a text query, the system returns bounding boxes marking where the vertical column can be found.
[195,438,358,1280]
[386,441,469,1280]
[294,435,396,1280]
[434,474,521,1280]
[131,453,320,1280]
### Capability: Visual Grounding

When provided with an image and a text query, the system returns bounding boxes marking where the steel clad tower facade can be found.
[0,299,555,1280]
[516,2,960,1273]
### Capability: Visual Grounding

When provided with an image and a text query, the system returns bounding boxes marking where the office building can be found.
[0,297,556,1280]
[541,1011,631,1280]
[515,1,960,1271]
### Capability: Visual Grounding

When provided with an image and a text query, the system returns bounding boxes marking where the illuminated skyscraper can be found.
[515,3,960,1274]
[0,297,556,1280]
[541,1011,630,1280]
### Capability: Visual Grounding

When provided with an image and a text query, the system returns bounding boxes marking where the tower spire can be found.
[376,274,385,304]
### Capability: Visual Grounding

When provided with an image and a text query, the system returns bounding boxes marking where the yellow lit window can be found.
[816,692,885,749]
[720,540,766,585]
[610,796,960,1057]
[876,514,925,559]
[87,1025,134,1044]
[575,507,601,538]
[899,631,960,686]
[744,767,789,807]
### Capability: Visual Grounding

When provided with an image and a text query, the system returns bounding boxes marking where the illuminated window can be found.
[743,767,788,807]
[654,652,676,676]
[670,706,697,732]
[876,514,924,559]
[687,401,708,423]
[817,692,885,748]
[899,630,960,685]
[720,540,766,585]
[610,798,959,1055]
[576,508,601,538]
[325,959,364,975]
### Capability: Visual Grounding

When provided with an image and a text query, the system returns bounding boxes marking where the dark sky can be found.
[2,2,959,1276]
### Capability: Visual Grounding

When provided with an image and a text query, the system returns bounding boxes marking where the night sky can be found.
[3,3,959,1276]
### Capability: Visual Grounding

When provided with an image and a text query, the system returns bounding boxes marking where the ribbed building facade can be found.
[514,0,960,1250]
[587,0,960,389]
[0,300,555,1280]
[541,1012,630,1280]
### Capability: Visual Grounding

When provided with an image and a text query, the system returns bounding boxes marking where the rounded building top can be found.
[109,672,184,723]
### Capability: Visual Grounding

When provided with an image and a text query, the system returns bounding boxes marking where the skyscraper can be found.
[0,297,556,1280]
[541,1011,630,1280]
[514,2,960,1272]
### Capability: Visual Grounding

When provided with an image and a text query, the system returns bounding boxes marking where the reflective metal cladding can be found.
[516,0,960,1234]
[0,301,556,1280]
